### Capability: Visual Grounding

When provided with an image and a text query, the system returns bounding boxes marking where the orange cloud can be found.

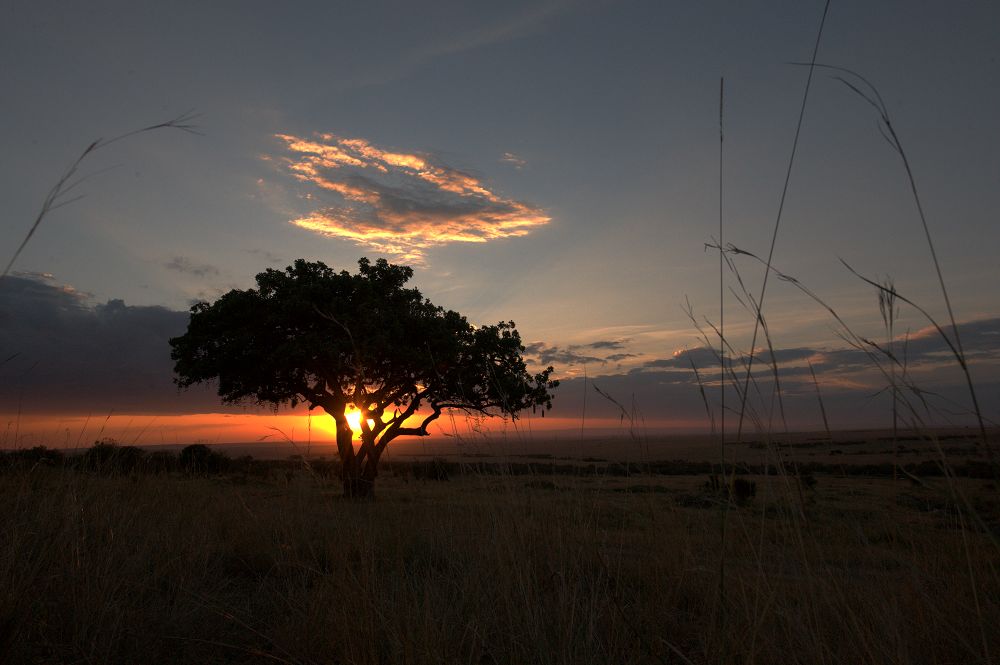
[273,133,550,261]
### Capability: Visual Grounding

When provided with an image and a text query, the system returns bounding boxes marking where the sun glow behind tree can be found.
[170,258,556,498]
[345,407,375,436]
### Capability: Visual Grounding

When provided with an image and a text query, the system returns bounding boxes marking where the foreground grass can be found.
[2,468,997,664]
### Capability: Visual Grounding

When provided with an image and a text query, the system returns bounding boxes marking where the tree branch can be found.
[298,377,343,414]
[393,403,444,438]
[379,402,444,452]
[375,391,429,449]
[373,383,417,412]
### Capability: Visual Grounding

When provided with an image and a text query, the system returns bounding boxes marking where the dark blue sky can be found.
[1,0,998,437]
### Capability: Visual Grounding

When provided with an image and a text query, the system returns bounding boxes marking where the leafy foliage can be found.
[170,258,557,495]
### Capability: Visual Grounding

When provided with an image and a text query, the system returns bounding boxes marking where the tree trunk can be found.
[334,421,374,499]
[342,441,383,499]
[342,465,375,499]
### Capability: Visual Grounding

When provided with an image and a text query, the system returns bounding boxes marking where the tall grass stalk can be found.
[796,62,991,462]
[682,299,767,436]
[716,75,731,661]
[735,0,832,439]
[1,112,200,280]
[841,259,996,473]
[877,275,900,480]
[877,275,900,443]
[722,244,960,434]
[720,245,1000,538]
[806,361,832,441]
[686,349,716,435]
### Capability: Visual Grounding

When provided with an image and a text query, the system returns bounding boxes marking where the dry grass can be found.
[1,467,997,664]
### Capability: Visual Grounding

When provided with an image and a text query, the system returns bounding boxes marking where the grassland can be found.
[2,455,997,664]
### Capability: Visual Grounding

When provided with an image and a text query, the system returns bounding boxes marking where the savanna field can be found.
[2,439,998,665]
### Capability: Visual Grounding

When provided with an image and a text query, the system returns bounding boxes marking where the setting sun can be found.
[308,407,375,440]
[345,407,376,436]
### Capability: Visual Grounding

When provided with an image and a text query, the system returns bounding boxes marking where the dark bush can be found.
[81,440,146,474]
[731,477,757,505]
[145,450,178,474]
[0,446,65,469]
[179,444,230,475]
[413,458,450,481]
[705,473,756,505]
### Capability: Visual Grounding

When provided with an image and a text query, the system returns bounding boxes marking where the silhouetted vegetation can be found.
[706,473,757,505]
[170,258,557,498]
[79,439,147,474]
[178,443,230,474]
[5,440,995,487]
[0,445,64,468]
[408,457,449,481]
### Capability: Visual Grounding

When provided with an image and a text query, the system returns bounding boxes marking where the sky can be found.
[1,0,998,447]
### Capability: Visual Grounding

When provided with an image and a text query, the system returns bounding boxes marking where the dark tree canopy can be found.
[170,258,557,497]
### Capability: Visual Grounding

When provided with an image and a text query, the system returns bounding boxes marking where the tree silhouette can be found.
[170,258,557,498]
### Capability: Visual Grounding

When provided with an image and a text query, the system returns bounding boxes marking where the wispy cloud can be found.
[605,352,638,363]
[524,339,638,369]
[501,151,527,169]
[576,338,630,350]
[524,342,604,367]
[274,133,550,262]
[164,257,219,278]
[335,0,579,90]
[246,248,284,265]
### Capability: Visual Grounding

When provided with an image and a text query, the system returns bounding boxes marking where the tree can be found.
[170,258,557,498]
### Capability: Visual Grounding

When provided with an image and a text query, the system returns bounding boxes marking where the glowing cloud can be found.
[274,133,550,261]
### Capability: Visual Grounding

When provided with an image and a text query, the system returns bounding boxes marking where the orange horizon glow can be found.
[0,410,682,450]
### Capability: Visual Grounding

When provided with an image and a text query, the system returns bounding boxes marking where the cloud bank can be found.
[2,273,996,432]
[646,318,1000,378]
[0,274,220,414]
[624,319,1000,430]
[274,133,550,261]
